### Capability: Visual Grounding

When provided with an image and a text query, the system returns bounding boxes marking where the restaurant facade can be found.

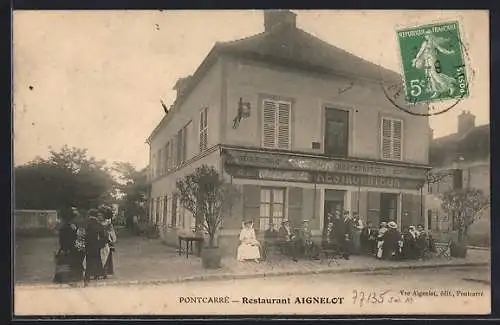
[146,10,431,255]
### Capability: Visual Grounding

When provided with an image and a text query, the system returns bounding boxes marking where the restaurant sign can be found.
[311,172,422,190]
[226,166,423,190]
[223,149,428,180]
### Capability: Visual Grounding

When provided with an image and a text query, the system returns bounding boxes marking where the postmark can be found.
[379,19,474,117]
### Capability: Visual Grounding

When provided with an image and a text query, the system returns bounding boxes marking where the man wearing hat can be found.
[332,210,353,260]
[278,220,298,262]
[381,221,401,260]
[298,219,319,259]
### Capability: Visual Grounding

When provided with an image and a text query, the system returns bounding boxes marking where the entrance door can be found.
[323,200,343,237]
[380,193,398,223]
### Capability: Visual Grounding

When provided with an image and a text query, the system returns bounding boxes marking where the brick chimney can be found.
[264,10,297,32]
[173,76,192,98]
[457,110,475,135]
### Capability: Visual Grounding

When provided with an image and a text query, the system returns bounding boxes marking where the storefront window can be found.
[259,188,285,231]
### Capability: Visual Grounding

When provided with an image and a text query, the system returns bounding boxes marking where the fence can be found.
[15,209,59,236]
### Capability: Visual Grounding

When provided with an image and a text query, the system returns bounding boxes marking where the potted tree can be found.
[440,188,489,258]
[176,165,238,269]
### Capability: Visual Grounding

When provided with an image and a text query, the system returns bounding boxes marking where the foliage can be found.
[175,165,239,248]
[440,187,490,243]
[15,145,116,211]
[112,162,149,224]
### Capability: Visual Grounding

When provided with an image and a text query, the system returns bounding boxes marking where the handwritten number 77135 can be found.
[352,290,391,307]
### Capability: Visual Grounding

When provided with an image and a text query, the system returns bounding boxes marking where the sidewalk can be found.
[15,235,490,289]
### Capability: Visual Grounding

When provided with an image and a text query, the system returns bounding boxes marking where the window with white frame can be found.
[199,107,208,152]
[259,188,286,231]
[381,117,403,161]
[262,99,291,149]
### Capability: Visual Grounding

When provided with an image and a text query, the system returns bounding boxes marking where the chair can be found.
[435,240,452,259]
[319,241,342,266]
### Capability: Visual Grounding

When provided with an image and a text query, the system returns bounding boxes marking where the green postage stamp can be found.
[396,21,469,104]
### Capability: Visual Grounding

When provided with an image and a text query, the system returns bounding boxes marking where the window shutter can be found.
[382,118,392,159]
[199,108,208,152]
[171,141,176,168]
[158,149,163,175]
[277,102,291,149]
[182,126,188,162]
[381,118,403,160]
[163,196,169,225]
[392,119,402,160]
[165,143,170,170]
[171,194,177,227]
[263,100,277,148]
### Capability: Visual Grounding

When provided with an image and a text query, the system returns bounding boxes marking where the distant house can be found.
[146,10,431,254]
[425,110,490,242]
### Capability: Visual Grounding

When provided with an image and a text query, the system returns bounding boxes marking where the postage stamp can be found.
[396,21,469,104]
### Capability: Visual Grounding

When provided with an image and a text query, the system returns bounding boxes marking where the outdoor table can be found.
[178,234,204,259]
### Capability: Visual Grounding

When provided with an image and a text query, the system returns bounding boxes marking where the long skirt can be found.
[352,230,362,254]
[85,249,105,279]
[53,249,84,283]
[237,243,261,261]
[103,251,114,276]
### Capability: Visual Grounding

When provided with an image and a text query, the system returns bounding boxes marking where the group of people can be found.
[53,205,117,284]
[360,221,436,261]
[236,209,436,263]
[236,218,320,263]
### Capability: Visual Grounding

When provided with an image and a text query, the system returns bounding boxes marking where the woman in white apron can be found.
[237,220,261,262]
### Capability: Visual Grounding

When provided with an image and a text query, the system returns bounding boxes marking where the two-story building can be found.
[146,10,431,255]
[425,111,490,245]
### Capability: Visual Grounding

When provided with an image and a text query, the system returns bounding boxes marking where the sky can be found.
[13,10,489,169]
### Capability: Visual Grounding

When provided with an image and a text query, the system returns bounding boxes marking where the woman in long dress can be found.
[237,220,261,262]
[99,205,117,278]
[53,207,85,283]
[84,209,107,281]
[351,215,363,255]
[412,30,457,98]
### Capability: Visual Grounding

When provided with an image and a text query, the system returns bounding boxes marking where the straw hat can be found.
[388,221,397,229]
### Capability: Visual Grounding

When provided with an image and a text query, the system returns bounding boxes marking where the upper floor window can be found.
[262,99,291,149]
[381,117,403,161]
[164,142,170,172]
[151,153,156,178]
[324,107,349,157]
[157,148,163,176]
[199,107,208,152]
[177,124,188,165]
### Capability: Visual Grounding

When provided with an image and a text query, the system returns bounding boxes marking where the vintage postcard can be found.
[13,10,490,316]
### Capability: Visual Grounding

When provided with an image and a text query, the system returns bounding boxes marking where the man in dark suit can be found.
[360,221,376,255]
[333,210,352,260]
[278,220,298,262]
